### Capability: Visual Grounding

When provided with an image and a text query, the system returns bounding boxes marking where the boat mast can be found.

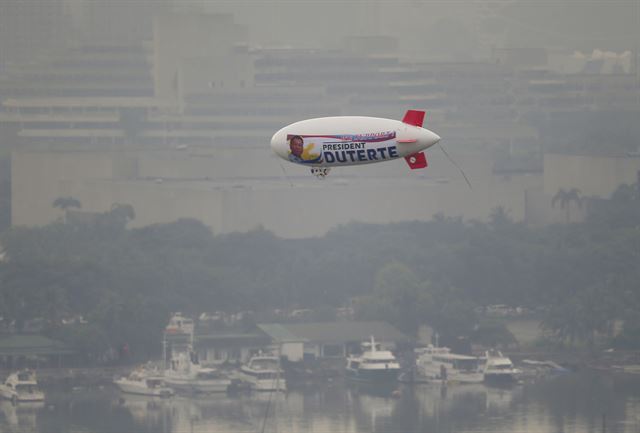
[162,336,166,372]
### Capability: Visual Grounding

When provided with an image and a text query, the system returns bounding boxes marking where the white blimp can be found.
[270,110,441,178]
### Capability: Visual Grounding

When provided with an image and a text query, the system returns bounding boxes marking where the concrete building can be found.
[2,10,639,235]
[194,330,270,367]
[70,0,172,47]
[543,153,640,198]
[0,335,74,369]
[525,153,640,225]
[258,321,411,361]
[0,0,173,71]
[153,13,248,101]
[10,147,542,237]
[1,13,545,236]
[0,0,72,69]
[163,312,271,367]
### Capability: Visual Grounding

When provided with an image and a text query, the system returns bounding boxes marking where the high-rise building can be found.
[0,0,73,69]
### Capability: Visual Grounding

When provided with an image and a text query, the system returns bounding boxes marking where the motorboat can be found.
[345,336,400,383]
[114,367,174,398]
[237,353,286,392]
[164,312,195,336]
[483,349,520,383]
[164,351,232,393]
[0,370,45,402]
[414,345,483,384]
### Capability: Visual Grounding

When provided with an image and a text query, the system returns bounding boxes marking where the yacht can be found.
[114,367,174,398]
[164,312,195,336]
[414,345,483,384]
[483,349,520,383]
[237,353,286,391]
[164,351,232,393]
[0,370,45,402]
[345,336,400,383]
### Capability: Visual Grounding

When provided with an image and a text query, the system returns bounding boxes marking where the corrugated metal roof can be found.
[196,332,266,340]
[258,321,411,344]
[0,335,74,356]
[257,324,308,343]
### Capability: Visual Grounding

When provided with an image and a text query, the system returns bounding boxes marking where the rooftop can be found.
[0,334,74,356]
[259,321,411,344]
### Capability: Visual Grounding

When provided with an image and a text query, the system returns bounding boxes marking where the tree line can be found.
[1,180,640,362]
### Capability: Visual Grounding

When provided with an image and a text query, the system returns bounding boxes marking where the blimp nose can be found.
[421,129,441,149]
[428,130,441,147]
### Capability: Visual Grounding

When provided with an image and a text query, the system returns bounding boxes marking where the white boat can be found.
[164,351,232,393]
[237,353,286,392]
[164,312,195,337]
[0,370,45,402]
[345,336,400,383]
[114,368,174,398]
[483,349,520,383]
[414,345,483,384]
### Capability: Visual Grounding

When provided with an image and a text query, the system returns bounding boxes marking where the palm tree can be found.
[552,188,582,224]
[52,196,82,223]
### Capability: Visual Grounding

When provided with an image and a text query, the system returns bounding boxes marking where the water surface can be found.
[1,371,639,433]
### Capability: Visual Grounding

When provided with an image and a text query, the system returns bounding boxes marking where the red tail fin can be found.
[405,152,428,169]
[402,110,425,127]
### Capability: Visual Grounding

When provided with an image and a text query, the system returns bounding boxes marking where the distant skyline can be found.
[1,0,638,69]
[0,1,639,237]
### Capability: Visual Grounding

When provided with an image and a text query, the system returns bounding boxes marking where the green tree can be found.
[421,282,478,343]
[471,320,518,349]
[587,178,640,229]
[4,199,640,363]
[355,261,429,335]
[542,280,616,349]
[104,203,136,229]
[373,261,425,335]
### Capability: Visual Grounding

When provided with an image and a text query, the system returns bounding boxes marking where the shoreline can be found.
[2,348,640,389]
